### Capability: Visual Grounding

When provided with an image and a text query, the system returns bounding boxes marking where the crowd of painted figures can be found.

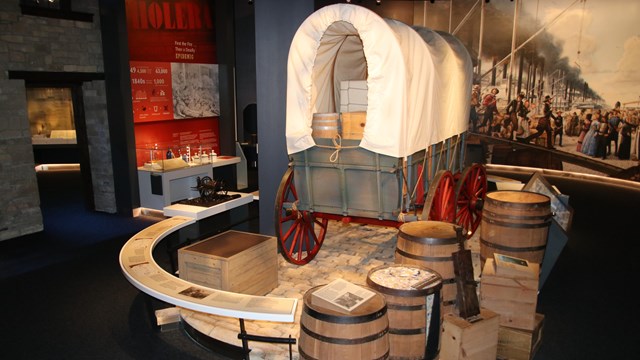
[470,88,639,160]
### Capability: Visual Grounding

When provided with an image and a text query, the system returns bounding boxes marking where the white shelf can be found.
[119,216,297,322]
[163,192,253,220]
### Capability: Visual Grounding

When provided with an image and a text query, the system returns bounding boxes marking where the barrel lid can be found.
[486,190,550,206]
[398,220,458,240]
[366,264,442,296]
[303,284,387,322]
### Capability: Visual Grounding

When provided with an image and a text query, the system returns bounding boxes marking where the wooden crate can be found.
[497,313,545,360]
[178,230,278,296]
[440,308,500,360]
[480,258,539,331]
[341,111,366,140]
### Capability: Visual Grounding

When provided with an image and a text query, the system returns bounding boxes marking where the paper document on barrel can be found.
[312,278,376,312]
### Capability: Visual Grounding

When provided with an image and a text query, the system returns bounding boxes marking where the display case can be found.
[136,143,242,210]
[27,87,78,146]
[136,143,219,171]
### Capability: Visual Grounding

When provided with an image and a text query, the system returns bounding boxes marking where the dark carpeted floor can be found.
[0,170,228,359]
[0,169,637,359]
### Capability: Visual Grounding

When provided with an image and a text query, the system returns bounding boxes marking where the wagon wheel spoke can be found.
[274,167,327,265]
[422,170,456,222]
[454,164,487,238]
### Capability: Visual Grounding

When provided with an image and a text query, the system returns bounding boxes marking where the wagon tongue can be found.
[451,225,481,320]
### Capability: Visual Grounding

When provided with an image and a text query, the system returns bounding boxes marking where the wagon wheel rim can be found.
[454,164,487,238]
[422,170,456,222]
[274,167,328,265]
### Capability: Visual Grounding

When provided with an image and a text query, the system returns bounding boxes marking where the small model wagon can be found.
[275,4,487,265]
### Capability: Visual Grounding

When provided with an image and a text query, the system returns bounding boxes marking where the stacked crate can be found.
[440,308,500,360]
[480,255,544,360]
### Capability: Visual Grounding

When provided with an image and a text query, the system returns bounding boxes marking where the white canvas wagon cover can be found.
[286,4,473,157]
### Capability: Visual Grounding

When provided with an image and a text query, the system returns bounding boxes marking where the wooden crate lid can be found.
[181,230,272,258]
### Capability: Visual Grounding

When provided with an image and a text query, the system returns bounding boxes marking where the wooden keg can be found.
[299,285,389,359]
[367,264,443,360]
[480,190,551,268]
[311,113,340,139]
[395,221,460,315]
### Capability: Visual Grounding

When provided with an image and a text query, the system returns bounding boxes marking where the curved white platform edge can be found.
[162,192,254,220]
[119,216,297,323]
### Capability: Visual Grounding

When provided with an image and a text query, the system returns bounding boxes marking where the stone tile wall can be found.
[0,80,43,241]
[0,1,114,240]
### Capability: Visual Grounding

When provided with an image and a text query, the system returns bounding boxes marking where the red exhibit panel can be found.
[134,117,219,166]
[125,0,216,64]
[131,61,174,122]
[126,0,220,166]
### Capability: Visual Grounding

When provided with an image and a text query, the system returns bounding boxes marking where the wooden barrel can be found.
[395,221,461,315]
[367,264,443,360]
[341,111,366,140]
[299,285,389,359]
[312,113,340,138]
[480,190,551,268]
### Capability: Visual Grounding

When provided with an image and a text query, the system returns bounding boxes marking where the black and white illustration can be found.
[171,63,220,119]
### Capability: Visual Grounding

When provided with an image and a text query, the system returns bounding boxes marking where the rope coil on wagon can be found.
[315,134,359,163]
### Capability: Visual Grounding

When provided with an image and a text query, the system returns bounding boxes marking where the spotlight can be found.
[376,0,381,5]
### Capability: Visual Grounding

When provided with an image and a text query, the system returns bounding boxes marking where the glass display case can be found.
[136,143,218,171]
[27,87,78,145]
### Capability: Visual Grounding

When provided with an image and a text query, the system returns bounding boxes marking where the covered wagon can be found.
[276,4,487,264]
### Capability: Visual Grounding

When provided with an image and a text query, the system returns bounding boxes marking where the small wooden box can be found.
[497,313,545,360]
[480,259,539,331]
[441,308,500,360]
[178,230,278,296]
[341,111,366,140]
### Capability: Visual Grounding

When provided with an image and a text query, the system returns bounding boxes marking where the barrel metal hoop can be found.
[482,217,551,229]
[480,238,547,252]
[303,304,387,324]
[395,248,452,262]
[483,210,552,222]
[387,303,426,311]
[397,232,459,245]
[389,327,426,335]
[300,323,389,345]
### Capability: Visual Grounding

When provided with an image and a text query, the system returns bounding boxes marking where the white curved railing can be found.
[119,216,297,322]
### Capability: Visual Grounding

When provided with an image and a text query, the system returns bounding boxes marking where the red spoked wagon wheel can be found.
[454,163,487,238]
[274,167,328,265]
[422,170,456,222]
